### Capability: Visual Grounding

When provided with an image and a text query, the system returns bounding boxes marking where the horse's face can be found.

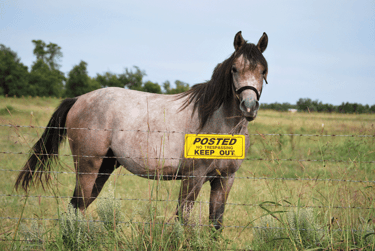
[231,55,267,121]
[231,32,268,121]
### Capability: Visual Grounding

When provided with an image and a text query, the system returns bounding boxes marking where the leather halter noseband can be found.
[235,77,267,101]
[235,86,260,101]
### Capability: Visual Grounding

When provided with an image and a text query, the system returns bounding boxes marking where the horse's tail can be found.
[15,98,78,192]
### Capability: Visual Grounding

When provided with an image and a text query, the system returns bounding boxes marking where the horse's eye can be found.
[232,66,238,73]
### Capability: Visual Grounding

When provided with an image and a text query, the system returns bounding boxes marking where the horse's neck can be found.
[201,98,248,135]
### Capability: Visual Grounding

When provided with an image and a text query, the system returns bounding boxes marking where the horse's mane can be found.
[179,43,268,129]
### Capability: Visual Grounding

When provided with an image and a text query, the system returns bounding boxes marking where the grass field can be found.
[1,96,375,250]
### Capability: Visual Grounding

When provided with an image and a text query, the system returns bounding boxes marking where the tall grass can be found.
[1,97,375,250]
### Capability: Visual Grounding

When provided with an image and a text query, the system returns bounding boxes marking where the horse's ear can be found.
[257,32,268,53]
[234,31,245,51]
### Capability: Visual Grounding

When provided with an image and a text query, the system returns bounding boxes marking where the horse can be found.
[15,31,268,230]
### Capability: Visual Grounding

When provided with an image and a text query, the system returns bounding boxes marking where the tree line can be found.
[0,40,189,98]
[261,98,375,114]
[2,40,373,114]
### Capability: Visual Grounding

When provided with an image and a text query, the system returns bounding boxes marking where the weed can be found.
[0,105,15,115]
[285,208,323,248]
[18,221,45,249]
[252,208,324,250]
[58,204,103,250]
[350,217,375,248]
[96,182,124,231]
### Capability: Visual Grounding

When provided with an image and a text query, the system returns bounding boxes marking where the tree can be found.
[65,61,100,97]
[143,81,161,93]
[29,59,65,97]
[29,40,65,97]
[95,72,123,88]
[118,66,164,93]
[0,44,30,96]
[118,66,146,90]
[173,80,190,93]
[162,80,171,93]
[163,80,190,94]
[297,98,316,112]
[32,40,63,69]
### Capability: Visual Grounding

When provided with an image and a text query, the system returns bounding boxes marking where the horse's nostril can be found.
[240,98,259,114]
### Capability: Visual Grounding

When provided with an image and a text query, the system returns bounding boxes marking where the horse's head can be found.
[231,31,268,121]
[179,31,269,129]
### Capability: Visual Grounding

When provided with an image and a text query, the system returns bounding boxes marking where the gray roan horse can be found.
[15,31,268,230]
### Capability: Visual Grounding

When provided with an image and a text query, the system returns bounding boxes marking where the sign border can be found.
[184,134,245,159]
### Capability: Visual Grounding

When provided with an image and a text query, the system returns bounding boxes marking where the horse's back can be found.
[66,88,195,173]
[67,87,185,126]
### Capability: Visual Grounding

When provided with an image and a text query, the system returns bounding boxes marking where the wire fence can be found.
[1,193,374,210]
[2,123,375,137]
[2,123,375,247]
[2,216,371,233]
[2,151,375,164]
[2,167,375,183]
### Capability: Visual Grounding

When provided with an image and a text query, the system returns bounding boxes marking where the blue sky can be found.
[1,0,374,105]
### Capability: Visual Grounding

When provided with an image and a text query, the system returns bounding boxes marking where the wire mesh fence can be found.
[2,123,375,137]
[1,122,375,249]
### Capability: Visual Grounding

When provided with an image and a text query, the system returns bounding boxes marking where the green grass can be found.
[1,96,375,250]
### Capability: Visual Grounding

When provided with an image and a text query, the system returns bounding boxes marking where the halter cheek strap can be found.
[235,86,260,101]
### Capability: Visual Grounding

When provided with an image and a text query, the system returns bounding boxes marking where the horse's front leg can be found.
[176,176,205,224]
[209,173,235,230]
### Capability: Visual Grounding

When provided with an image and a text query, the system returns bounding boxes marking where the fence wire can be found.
[2,151,374,164]
[2,168,375,183]
[2,123,375,247]
[1,193,373,210]
[2,123,375,137]
[2,216,373,234]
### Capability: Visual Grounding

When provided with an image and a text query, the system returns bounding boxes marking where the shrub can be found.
[96,183,124,231]
[252,208,323,250]
[59,204,103,250]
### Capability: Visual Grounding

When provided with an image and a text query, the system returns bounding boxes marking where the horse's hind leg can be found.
[70,149,119,211]
[70,155,102,211]
[209,174,235,230]
[90,148,120,199]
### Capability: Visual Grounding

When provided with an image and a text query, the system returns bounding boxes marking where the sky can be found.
[1,0,374,105]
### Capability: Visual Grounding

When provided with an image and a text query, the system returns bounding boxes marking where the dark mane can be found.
[179,43,268,129]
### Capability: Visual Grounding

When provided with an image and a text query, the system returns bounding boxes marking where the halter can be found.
[235,77,268,101]
[235,86,260,101]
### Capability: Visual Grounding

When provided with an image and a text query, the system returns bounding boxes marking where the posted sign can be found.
[184,134,245,159]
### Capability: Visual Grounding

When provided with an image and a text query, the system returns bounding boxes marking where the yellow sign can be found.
[184,134,245,159]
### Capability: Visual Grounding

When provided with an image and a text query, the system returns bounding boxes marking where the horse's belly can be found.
[110,130,185,176]
[114,154,184,179]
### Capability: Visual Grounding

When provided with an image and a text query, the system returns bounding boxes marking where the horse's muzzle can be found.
[239,96,259,121]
